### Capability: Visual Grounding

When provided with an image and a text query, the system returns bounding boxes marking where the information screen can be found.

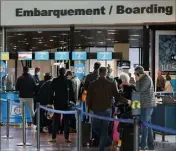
[117,60,131,69]
[97,52,112,60]
[55,52,69,60]
[72,52,87,60]
[18,52,32,60]
[0,52,9,60]
[35,52,49,60]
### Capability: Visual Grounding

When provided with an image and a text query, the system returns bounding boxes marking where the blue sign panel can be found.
[35,52,49,60]
[97,52,112,60]
[55,52,69,60]
[0,61,7,78]
[72,52,87,60]
[74,63,85,80]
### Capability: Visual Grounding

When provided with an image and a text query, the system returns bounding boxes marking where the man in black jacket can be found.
[49,67,74,143]
[16,66,36,123]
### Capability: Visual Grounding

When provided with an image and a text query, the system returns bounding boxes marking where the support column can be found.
[114,43,129,76]
[142,25,150,71]
[2,27,6,51]
[70,25,75,69]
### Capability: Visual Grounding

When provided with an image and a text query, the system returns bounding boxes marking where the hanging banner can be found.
[74,63,85,80]
[155,31,176,92]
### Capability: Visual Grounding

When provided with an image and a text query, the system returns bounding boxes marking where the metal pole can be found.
[2,99,13,139]
[36,102,40,150]
[17,101,32,146]
[134,116,139,151]
[77,109,82,151]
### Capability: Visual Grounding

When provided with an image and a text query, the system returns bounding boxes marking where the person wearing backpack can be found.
[49,68,74,143]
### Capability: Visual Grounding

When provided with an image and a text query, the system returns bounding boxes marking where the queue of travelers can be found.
[15,63,156,151]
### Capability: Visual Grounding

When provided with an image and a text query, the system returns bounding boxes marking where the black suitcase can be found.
[119,123,134,151]
[82,122,91,146]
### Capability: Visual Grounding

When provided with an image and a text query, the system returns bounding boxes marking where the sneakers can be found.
[48,139,56,143]
[65,139,72,143]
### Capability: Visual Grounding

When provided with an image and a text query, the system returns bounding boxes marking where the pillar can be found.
[113,43,129,77]
[142,25,150,71]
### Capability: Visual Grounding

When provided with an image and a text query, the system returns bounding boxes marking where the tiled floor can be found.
[0,126,176,151]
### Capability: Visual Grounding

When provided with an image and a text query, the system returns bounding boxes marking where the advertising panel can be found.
[155,31,176,92]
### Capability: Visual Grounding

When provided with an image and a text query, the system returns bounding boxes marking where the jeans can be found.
[52,113,71,140]
[92,109,111,151]
[140,108,154,150]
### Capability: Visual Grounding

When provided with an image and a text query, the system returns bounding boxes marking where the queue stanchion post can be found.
[131,92,141,151]
[17,101,32,146]
[77,108,82,151]
[2,99,13,139]
[36,103,40,151]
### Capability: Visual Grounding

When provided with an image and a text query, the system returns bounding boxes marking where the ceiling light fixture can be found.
[38,31,42,33]
[130,35,140,37]
[50,39,54,42]
[97,31,102,33]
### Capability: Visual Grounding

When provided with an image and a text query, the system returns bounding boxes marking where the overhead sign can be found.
[1,1,175,26]
[97,52,112,60]
[0,61,7,78]
[74,63,85,80]
[55,52,69,60]
[72,52,87,61]
[0,52,9,60]
[35,52,49,60]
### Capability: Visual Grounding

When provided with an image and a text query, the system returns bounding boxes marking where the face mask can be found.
[37,72,40,76]
[67,75,72,79]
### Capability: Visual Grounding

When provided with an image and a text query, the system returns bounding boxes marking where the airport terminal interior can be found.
[0,1,176,151]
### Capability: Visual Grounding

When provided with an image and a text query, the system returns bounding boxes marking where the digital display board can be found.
[72,52,87,60]
[35,52,49,60]
[117,60,131,69]
[55,52,69,60]
[97,52,112,60]
[0,52,9,60]
[18,52,32,60]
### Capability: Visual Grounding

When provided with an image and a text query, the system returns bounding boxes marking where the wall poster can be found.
[155,31,176,93]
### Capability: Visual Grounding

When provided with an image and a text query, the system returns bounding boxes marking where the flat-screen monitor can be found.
[18,52,32,60]
[35,52,49,60]
[97,52,112,60]
[72,52,87,60]
[55,52,69,60]
[0,52,9,60]
[117,60,131,69]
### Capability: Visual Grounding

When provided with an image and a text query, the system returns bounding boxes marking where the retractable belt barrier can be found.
[36,104,176,151]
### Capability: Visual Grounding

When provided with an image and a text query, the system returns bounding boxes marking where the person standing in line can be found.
[86,67,131,151]
[129,72,136,85]
[16,66,36,124]
[84,62,101,91]
[33,67,40,84]
[134,66,156,151]
[49,68,74,143]
[156,70,165,92]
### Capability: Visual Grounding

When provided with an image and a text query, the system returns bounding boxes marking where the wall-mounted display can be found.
[0,52,9,60]
[18,52,32,60]
[55,52,69,60]
[117,60,131,69]
[72,52,87,60]
[97,52,112,60]
[35,52,49,60]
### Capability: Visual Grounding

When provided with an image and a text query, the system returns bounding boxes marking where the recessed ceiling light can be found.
[16,33,24,36]
[50,36,57,38]
[38,41,43,43]
[107,38,112,41]
[97,31,102,33]
[26,43,29,45]
[108,32,116,35]
[38,31,42,33]
[50,39,53,42]
[129,38,138,40]
[130,35,140,37]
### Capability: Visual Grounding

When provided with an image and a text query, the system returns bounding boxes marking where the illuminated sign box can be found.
[0,52,9,60]
[18,52,32,60]
[35,52,49,60]
[72,52,87,60]
[97,52,112,60]
[55,52,69,60]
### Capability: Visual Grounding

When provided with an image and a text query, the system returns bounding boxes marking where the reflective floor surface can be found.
[0,126,176,151]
